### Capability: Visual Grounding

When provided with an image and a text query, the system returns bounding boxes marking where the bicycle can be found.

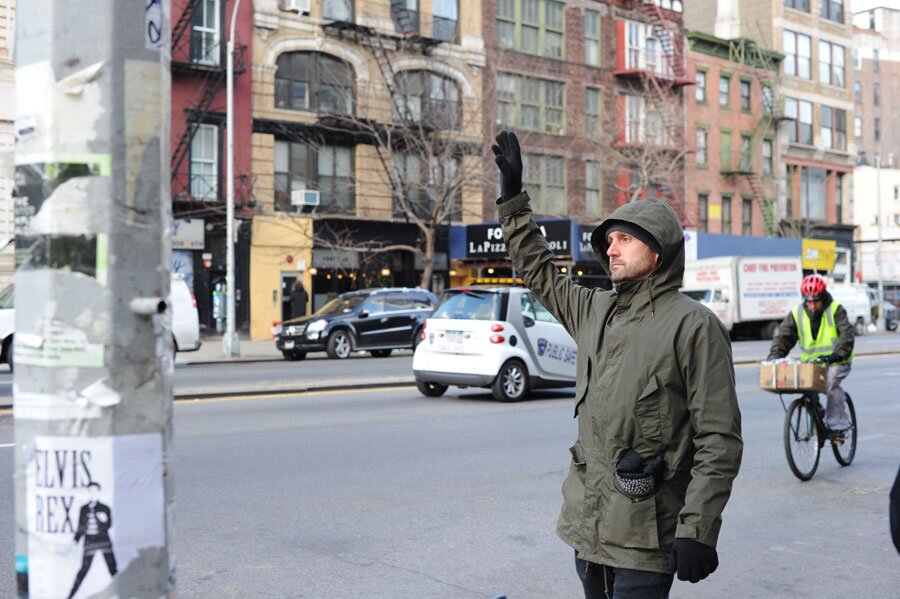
[779,389,857,481]
[760,361,858,481]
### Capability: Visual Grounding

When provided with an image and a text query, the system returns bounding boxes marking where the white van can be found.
[828,284,872,336]
[171,274,201,353]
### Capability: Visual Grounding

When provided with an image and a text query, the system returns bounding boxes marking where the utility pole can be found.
[13,1,174,597]
[876,151,884,330]
[223,0,241,357]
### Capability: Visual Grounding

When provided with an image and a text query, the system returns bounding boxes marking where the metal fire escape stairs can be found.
[723,34,787,236]
[633,0,694,227]
[170,0,248,205]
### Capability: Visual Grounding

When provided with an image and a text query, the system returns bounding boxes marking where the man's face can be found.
[805,299,824,314]
[606,231,660,283]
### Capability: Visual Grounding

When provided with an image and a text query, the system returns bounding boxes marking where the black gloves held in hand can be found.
[491,130,523,202]
[813,354,840,365]
[669,538,719,583]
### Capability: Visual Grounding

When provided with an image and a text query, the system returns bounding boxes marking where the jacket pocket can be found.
[634,375,663,442]
[600,487,660,550]
[573,357,591,417]
[561,442,587,508]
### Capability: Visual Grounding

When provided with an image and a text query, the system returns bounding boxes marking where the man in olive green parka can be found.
[492,132,743,598]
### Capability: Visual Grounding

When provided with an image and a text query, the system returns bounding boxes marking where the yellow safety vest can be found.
[791,302,853,364]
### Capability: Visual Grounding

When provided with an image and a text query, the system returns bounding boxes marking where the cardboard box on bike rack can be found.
[759,363,827,393]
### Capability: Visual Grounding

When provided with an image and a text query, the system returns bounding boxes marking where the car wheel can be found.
[416,380,448,397]
[854,318,865,336]
[282,350,307,361]
[370,349,392,358]
[326,330,353,360]
[492,359,528,402]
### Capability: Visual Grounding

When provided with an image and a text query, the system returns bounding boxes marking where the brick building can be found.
[852,4,900,168]
[685,31,782,237]
[686,0,857,254]
[247,0,485,340]
[170,0,255,333]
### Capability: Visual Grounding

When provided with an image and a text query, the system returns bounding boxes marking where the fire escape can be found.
[170,0,250,215]
[615,1,693,226]
[720,35,788,236]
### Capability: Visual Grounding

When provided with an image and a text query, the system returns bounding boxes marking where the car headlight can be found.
[306,319,328,334]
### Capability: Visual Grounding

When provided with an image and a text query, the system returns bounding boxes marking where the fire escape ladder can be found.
[172,0,204,49]
[746,172,776,236]
[638,1,685,81]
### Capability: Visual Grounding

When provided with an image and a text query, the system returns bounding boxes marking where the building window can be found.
[625,94,642,142]
[783,30,811,79]
[496,0,565,59]
[820,0,843,23]
[624,19,671,77]
[763,139,773,175]
[720,129,732,170]
[740,79,751,111]
[523,153,566,214]
[873,82,880,106]
[495,73,565,134]
[872,49,879,72]
[854,116,862,138]
[853,48,861,70]
[784,0,809,11]
[800,167,827,220]
[323,0,353,21]
[394,70,461,129]
[722,195,732,233]
[586,88,601,138]
[742,198,753,235]
[698,193,709,232]
[696,128,708,166]
[431,0,459,43]
[275,52,354,115]
[854,81,861,103]
[393,154,461,221]
[719,75,730,107]
[274,141,354,214]
[818,41,845,87]
[585,161,601,216]
[821,106,846,150]
[836,174,843,222]
[190,124,218,200]
[585,9,600,66]
[785,97,813,145]
[874,117,881,141]
[740,134,752,170]
[191,0,220,65]
[695,70,707,103]
[762,85,774,113]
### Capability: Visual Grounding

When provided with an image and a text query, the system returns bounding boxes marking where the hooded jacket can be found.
[497,193,743,572]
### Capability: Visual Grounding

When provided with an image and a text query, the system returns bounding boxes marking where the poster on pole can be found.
[23,433,166,599]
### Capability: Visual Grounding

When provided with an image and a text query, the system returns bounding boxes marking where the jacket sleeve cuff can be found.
[496,191,530,218]
[675,523,719,547]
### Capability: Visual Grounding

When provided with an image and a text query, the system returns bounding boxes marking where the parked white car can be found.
[413,286,576,401]
[170,273,201,353]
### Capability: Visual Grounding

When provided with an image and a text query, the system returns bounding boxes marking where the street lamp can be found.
[223,0,242,357]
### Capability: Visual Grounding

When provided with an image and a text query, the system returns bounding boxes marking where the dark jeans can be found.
[576,551,674,599]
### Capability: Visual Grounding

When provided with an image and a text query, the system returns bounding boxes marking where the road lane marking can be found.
[177,385,417,405]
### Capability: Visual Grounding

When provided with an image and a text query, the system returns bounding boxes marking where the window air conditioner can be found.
[291,189,320,207]
[281,0,311,15]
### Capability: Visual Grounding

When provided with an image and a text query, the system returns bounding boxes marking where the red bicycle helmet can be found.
[800,274,827,301]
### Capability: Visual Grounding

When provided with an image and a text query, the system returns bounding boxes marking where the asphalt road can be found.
[1,355,898,597]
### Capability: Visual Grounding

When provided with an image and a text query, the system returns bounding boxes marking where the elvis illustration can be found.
[68,482,117,599]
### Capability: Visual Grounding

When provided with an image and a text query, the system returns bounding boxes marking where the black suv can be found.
[275,287,437,360]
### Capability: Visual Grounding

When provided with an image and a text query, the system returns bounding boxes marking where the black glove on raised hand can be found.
[491,130,523,202]
[669,538,718,583]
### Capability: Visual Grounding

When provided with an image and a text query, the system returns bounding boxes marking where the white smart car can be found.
[412,286,576,401]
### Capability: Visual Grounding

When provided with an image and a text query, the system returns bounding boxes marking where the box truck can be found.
[681,256,802,339]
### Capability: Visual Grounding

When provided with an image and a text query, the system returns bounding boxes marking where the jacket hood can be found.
[590,200,685,293]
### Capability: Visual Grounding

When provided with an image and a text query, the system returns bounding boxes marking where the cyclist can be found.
[767,274,855,441]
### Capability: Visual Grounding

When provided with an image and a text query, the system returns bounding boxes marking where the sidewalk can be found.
[180,334,282,365]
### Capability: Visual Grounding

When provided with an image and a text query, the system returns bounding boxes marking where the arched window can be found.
[394,71,461,129]
[275,52,354,115]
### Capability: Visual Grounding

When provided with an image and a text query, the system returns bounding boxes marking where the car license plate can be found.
[445,330,464,343]
[284,340,295,349]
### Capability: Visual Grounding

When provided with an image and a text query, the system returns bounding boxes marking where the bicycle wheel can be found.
[832,395,857,466]
[784,397,821,481]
